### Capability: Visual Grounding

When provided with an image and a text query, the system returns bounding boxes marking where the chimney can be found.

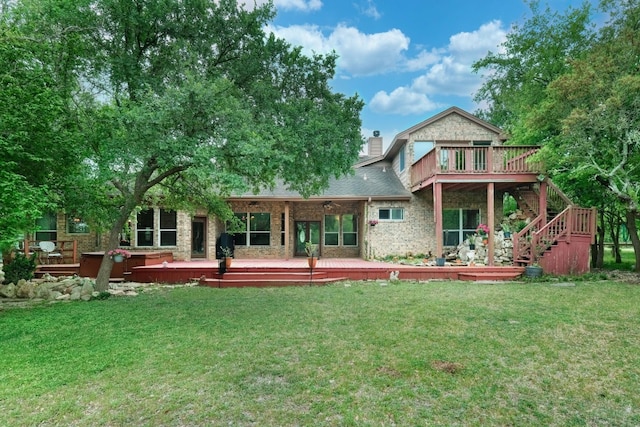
[367,131,383,156]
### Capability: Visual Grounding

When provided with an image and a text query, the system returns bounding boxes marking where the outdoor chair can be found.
[39,241,64,264]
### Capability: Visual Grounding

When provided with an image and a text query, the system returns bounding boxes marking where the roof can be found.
[230,165,412,201]
[384,106,507,159]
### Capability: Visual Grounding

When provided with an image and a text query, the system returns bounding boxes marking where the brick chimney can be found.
[367,131,383,156]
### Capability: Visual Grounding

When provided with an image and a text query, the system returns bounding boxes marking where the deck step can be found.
[458,272,522,281]
[200,276,347,288]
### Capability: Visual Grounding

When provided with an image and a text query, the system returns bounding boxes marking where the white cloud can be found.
[369,20,508,116]
[240,0,322,12]
[267,23,410,76]
[274,0,322,12]
[360,0,381,20]
[369,87,438,115]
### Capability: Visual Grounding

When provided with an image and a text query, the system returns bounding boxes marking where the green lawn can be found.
[1,280,639,426]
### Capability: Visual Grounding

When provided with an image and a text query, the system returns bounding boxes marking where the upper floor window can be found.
[414,141,435,162]
[36,211,57,241]
[66,215,90,234]
[399,145,406,171]
[379,208,404,221]
[234,212,271,246]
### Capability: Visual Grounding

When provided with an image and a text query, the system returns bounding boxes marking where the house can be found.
[31,107,596,275]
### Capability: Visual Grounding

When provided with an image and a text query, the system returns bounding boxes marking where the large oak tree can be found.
[8,0,364,290]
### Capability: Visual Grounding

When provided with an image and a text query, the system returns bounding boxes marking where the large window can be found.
[36,211,57,241]
[378,208,404,221]
[342,214,358,246]
[324,215,339,246]
[323,214,358,246]
[443,209,479,246]
[136,209,177,247]
[234,212,271,246]
[159,209,177,246]
[414,141,434,162]
[137,209,155,246]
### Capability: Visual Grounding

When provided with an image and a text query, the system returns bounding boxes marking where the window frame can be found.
[378,208,404,222]
[234,212,271,246]
[443,208,480,246]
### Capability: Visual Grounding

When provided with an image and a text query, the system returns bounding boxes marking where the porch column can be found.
[539,180,548,227]
[434,182,443,258]
[284,201,290,260]
[487,182,495,266]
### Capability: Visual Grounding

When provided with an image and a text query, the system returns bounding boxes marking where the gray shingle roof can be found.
[231,165,411,201]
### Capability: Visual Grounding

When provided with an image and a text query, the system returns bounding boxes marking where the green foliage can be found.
[2,252,37,284]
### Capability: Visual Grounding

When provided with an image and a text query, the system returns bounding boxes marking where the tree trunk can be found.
[94,215,129,291]
[625,211,640,273]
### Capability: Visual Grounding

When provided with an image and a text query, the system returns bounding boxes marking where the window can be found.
[399,145,406,171]
[66,216,90,234]
[443,209,479,246]
[414,141,434,162]
[324,214,358,246]
[137,209,154,246]
[342,214,358,246]
[234,212,271,246]
[159,209,177,246]
[378,208,404,221]
[324,215,339,246]
[36,211,57,241]
[281,213,286,246]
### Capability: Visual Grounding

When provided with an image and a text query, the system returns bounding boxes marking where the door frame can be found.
[191,216,207,259]
[294,220,321,257]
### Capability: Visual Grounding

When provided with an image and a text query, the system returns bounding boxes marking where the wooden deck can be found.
[128,258,525,286]
[36,257,525,286]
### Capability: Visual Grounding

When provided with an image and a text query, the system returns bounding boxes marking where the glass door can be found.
[191,217,206,258]
[295,221,320,256]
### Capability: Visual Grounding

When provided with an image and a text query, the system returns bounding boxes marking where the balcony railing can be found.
[411,146,541,187]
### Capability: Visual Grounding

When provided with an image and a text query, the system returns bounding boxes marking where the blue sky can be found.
[253,0,593,147]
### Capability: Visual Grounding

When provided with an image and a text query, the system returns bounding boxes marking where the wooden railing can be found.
[513,207,596,265]
[21,240,79,264]
[411,145,541,187]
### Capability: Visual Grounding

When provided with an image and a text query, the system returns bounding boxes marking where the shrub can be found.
[3,253,37,284]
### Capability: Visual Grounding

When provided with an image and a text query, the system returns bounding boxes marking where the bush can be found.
[3,253,37,284]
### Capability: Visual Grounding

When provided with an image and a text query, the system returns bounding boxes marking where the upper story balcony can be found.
[410,145,541,192]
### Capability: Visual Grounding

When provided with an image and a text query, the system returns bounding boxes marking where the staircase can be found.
[512,180,596,275]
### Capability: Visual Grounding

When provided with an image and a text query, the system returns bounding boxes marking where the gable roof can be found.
[230,165,411,201]
[384,106,506,159]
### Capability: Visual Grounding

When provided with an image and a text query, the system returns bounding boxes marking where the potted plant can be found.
[367,219,379,227]
[476,223,490,244]
[107,248,131,263]
[435,253,446,266]
[220,246,233,268]
[305,241,318,269]
[524,262,543,278]
[501,223,511,239]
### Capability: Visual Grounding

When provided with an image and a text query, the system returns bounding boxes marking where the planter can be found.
[469,244,475,250]
[504,231,511,239]
[435,257,446,266]
[308,257,318,269]
[524,265,543,278]
[112,255,124,263]
[225,257,232,268]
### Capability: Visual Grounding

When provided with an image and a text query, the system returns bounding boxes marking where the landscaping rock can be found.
[0,283,16,298]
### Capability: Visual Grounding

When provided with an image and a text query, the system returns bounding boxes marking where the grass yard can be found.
[1,280,639,426]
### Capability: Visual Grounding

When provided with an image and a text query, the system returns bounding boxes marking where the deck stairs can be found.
[512,179,595,274]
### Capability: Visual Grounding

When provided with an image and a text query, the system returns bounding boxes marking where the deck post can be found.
[435,181,443,258]
[487,182,495,266]
[284,202,290,260]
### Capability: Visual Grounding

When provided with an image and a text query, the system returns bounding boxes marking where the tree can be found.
[10,0,364,290]
[0,9,78,258]
[473,0,640,271]
[472,0,595,143]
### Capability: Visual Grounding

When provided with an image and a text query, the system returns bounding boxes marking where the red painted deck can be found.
[127,258,525,286]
